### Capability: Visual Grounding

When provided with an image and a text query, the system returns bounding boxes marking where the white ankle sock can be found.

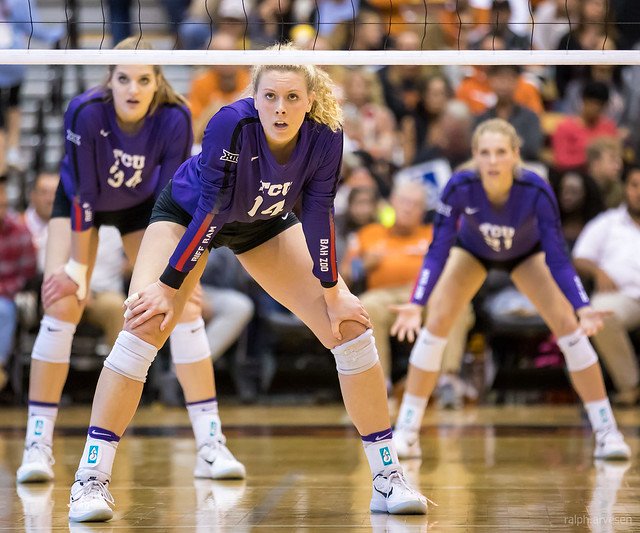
[187,397,222,447]
[586,398,617,437]
[361,428,400,475]
[395,393,427,435]
[25,402,58,447]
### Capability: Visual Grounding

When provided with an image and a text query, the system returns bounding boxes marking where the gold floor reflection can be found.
[0,404,638,531]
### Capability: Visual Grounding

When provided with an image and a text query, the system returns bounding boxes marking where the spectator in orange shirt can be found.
[188,32,250,145]
[340,180,473,387]
[455,34,544,116]
[551,81,619,171]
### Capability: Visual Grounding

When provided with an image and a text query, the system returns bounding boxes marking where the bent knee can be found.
[336,319,368,345]
[124,315,168,349]
[45,296,84,324]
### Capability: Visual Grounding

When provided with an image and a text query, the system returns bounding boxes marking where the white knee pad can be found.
[31,315,77,364]
[331,329,379,375]
[409,328,447,372]
[104,331,158,383]
[557,328,599,372]
[170,318,211,364]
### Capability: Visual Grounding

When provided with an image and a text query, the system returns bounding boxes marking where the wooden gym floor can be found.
[0,404,638,531]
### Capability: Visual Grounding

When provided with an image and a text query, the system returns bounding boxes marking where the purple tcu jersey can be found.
[59,88,192,231]
[165,98,342,288]
[411,169,589,310]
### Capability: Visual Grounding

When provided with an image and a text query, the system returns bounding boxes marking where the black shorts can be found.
[51,180,155,236]
[150,181,300,254]
[454,240,543,273]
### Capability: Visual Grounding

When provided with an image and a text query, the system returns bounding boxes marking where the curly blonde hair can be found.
[102,37,188,115]
[250,43,343,132]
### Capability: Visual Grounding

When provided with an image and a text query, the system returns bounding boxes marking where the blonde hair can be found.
[250,43,343,132]
[471,118,522,152]
[103,37,188,115]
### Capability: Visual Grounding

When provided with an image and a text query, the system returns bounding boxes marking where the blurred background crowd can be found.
[1,0,640,411]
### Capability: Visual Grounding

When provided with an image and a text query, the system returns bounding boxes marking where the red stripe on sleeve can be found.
[329,213,337,281]
[73,199,82,231]
[175,213,214,271]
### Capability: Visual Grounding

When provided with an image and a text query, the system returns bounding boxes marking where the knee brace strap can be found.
[409,328,447,372]
[557,328,599,372]
[331,329,379,375]
[104,331,158,383]
[31,315,77,364]
[170,318,211,364]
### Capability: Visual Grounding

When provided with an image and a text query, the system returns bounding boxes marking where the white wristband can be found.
[63,259,88,301]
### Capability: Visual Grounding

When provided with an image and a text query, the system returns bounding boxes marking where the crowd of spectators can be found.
[1,0,640,406]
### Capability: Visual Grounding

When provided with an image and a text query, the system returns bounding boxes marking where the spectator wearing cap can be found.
[552,81,619,171]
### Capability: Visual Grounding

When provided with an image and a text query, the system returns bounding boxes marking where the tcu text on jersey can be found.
[247,180,293,217]
[108,149,146,189]
[479,223,515,252]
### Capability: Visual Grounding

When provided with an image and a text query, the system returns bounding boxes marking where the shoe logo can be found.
[251,155,259,161]
[100,129,110,137]
[464,207,480,215]
[87,445,99,464]
[374,431,392,442]
[34,419,44,436]
[379,446,393,466]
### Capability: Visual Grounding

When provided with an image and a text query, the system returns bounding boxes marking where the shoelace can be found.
[26,443,55,466]
[71,480,115,507]
[387,471,438,507]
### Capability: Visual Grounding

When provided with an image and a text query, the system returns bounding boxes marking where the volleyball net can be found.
[1,0,639,65]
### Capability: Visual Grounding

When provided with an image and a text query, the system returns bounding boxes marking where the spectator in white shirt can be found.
[573,166,640,406]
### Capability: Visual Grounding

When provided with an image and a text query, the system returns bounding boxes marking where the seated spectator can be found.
[573,167,640,406]
[334,186,380,266]
[555,0,616,99]
[340,180,473,392]
[22,171,59,274]
[551,170,604,250]
[551,81,619,171]
[247,0,293,47]
[342,67,399,165]
[455,35,543,116]
[533,0,579,50]
[0,176,36,390]
[475,65,543,162]
[401,74,453,166]
[560,41,625,125]
[586,136,625,208]
[413,99,474,170]
[470,0,530,51]
[377,31,433,124]
[188,31,250,146]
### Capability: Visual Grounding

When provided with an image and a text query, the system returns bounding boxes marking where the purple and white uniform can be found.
[59,88,192,231]
[162,98,343,289]
[410,169,590,310]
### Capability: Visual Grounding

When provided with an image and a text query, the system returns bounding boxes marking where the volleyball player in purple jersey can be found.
[68,49,428,523]
[390,118,630,461]
[17,38,244,486]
